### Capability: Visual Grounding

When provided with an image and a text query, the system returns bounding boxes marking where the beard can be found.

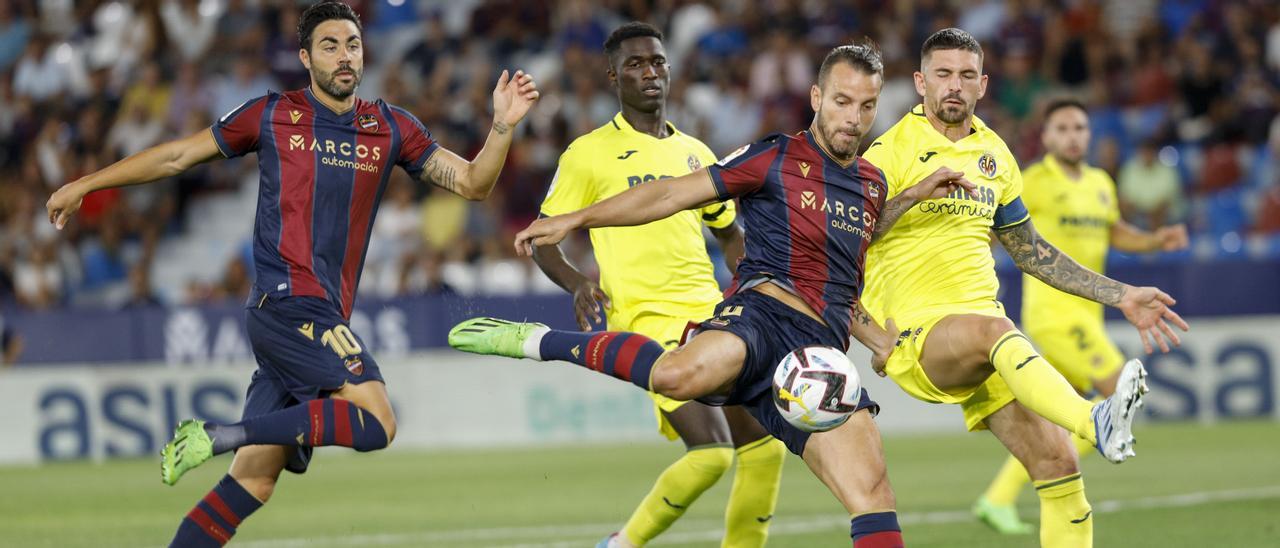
[815,111,860,161]
[933,93,970,124]
[315,65,361,99]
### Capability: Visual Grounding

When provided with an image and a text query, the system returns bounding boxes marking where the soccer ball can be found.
[772,346,863,432]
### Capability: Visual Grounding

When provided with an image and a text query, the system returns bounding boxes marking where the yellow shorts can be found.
[883,300,1017,432]
[611,311,704,441]
[1025,318,1126,394]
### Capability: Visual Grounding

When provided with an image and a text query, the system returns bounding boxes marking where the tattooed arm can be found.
[420,70,539,200]
[872,167,977,243]
[848,300,899,378]
[995,218,1190,353]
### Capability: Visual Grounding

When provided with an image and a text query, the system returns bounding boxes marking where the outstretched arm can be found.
[514,169,720,254]
[47,128,223,229]
[995,218,1189,353]
[419,70,539,200]
[871,167,977,244]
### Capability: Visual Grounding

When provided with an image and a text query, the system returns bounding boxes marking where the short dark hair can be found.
[603,22,664,64]
[921,28,983,62]
[818,40,884,87]
[298,1,362,52]
[1043,97,1087,123]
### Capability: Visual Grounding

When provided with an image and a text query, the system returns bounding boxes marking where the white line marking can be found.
[240,485,1280,547]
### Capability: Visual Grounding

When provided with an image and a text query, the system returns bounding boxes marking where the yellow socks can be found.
[721,437,786,547]
[620,445,733,546]
[989,331,1097,444]
[1035,473,1093,548]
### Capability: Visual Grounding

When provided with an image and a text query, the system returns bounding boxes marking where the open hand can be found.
[492,70,540,127]
[1118,286,1190,354]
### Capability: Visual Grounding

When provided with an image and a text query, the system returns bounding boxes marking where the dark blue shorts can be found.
[242,294,384,473]
[696,289,879,456]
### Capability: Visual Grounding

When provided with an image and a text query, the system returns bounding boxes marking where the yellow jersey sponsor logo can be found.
[289,110,302,124]
[798,161,811,178]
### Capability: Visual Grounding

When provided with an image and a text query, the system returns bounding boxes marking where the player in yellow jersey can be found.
[974,98,1189,534]
[532,23,785,548]
[861,29,1189,548]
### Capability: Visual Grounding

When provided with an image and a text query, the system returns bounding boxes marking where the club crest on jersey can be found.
[345,356,365,376]
[868,181,881,199]
[358,114,380,132]
[977,152,998,178]
[688,154,702,171]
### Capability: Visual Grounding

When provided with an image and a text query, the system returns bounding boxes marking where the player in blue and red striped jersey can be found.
[450,43,973,548]
[44,2,538,545]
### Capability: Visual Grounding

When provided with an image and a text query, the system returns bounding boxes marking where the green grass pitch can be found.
[3,421,1277,547]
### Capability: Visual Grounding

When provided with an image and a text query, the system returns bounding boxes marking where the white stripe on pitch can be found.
[239,484,1280,547]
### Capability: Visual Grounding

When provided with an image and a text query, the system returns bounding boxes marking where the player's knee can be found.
[687,445,734,477]
[358,410,395,451]
[982,317,1018,347]
[1026,443,1080,479]
[236,475,278,503]
[651,360,700,401]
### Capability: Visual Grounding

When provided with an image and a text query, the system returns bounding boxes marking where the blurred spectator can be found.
[160,0,223,63]
[1252,185,1280,234]
[0,312,21,366]
[1119,140,1184,229]
[209,54,279,122]
[122,263,163,308]
[0,2,32,72]
[364,175,422,298]
[0,0,1277,311]
[13,240,62,309]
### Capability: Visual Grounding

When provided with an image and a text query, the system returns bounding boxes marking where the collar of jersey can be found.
[803,130,858,169]
[304,87,358,124]
[907,104,991,148]
[612,112,679,141]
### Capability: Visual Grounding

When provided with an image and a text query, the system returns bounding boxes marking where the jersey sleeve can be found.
[390,106,441,179]
[992,150,1030,229]
[540,144,596,217]
[691,142,736,228]
[705,136,782,200]
[211,95,269,158]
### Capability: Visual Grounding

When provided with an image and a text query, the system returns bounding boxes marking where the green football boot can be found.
[448,317,548,359]
[973,496,1034,535]
[160,419,214,486]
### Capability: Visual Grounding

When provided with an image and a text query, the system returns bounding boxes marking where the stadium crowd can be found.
[0,0,1278,310]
